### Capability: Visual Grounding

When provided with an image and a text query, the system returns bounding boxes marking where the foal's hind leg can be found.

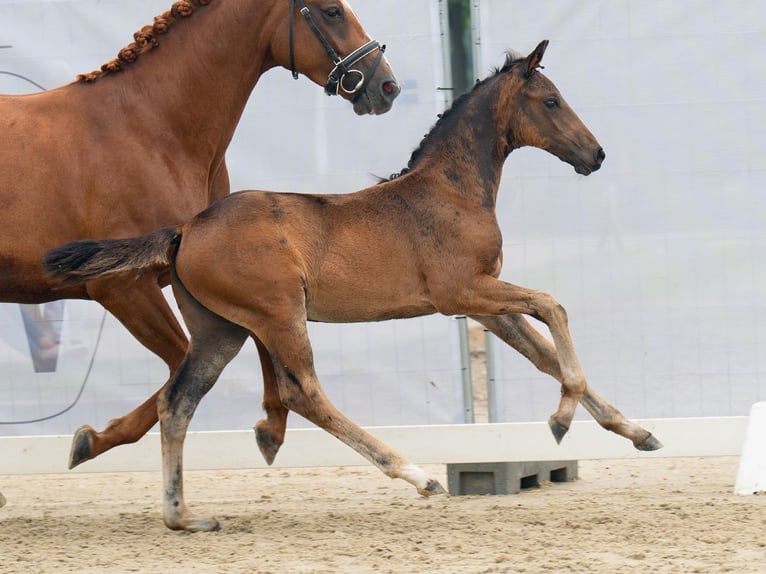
[160,279,250,532]
[69,272,188,469]
[472,314,662,450]
[261,322,445,497]
[252,334,289,465]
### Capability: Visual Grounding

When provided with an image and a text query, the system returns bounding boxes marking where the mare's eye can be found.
[323,6,343,19]
[544,98,559,109]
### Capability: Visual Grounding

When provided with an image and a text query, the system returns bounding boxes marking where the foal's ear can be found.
[525,40,549,77]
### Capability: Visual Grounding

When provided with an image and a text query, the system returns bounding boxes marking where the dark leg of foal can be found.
[471,314,662,450]
[160,282,250,532]
[68,272,189,469]
[252,334,289,465]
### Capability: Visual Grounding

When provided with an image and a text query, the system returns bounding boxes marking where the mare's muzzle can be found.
[325,40,385,98]
[289,0,385,101]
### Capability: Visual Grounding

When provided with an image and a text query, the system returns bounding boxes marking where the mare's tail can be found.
[43,227,181,284]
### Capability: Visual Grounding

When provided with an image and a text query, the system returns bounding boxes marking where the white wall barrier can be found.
[0,416,747,475]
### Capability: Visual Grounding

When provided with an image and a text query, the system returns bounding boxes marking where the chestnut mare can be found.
[45,41,662,532]
[1,0,398,473]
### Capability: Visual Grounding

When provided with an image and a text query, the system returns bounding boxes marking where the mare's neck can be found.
[81,0,278,159]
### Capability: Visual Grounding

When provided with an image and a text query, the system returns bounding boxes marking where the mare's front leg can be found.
[472,313,662,450]
[261,321,445,497]
[69,272,189,469]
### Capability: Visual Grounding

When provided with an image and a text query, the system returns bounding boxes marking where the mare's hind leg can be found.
[261,321,445,497]
[472,314,662,450]
[69,272,188,469]
[252,334,289,465]
[160,277,249,532]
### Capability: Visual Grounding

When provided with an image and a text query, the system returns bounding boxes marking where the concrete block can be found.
[447,460,578,496]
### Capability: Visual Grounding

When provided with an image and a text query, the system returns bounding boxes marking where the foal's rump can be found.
[43,226,180,284]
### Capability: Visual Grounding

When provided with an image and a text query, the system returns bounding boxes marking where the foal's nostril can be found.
[596,147,606,164]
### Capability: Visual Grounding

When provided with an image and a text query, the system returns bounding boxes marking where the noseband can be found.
[288,0,386,99]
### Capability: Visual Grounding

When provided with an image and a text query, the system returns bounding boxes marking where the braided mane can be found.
[77,0,213,83]
[382,50,523,182]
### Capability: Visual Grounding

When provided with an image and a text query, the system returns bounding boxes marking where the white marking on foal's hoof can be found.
[401,464,446,497]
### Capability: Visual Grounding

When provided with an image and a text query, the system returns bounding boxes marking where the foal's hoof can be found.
[548,416,569,444]
[165,516,221,533]
[254,421,283,466]
[418,479,447,497]
[635,433,663,451]
[0,491,6,508]
[69,425,96,469]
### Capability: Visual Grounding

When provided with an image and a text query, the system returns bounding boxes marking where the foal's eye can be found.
[544,98,559,109]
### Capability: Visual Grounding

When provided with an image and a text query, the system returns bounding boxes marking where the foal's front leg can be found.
[472,313,662,450]
[454,277,588,442]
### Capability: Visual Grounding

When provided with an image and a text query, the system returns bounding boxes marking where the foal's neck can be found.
[413,81,511,209]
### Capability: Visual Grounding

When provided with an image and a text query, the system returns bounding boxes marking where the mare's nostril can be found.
[596,147,606,164]
[381,80,399,98]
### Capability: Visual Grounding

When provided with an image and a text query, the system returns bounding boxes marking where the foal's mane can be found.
[382,51,524,182]
[77,0,213,83]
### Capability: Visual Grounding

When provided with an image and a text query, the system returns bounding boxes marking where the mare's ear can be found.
[525,40,549,77]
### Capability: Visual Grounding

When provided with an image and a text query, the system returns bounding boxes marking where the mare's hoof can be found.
[254,422,282,466]
[419,479,447,497]
[635,433,663,451]
[69,425,95,469]
[548,416,569,444]
[0,491,6,508]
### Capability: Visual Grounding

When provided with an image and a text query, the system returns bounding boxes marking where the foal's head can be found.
[271,0,400,115]
[500,40,605,175]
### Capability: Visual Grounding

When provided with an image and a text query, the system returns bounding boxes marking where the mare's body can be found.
[1,0,398,470]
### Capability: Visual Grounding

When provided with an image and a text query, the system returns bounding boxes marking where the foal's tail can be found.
[43,227,181,284]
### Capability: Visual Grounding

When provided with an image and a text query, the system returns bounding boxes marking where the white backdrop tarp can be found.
[480,0,766,421]
[0,0,466,437]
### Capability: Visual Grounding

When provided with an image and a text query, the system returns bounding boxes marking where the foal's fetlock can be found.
[254,419,284,465]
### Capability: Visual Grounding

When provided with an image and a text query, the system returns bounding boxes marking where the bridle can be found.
[288,0,386,99]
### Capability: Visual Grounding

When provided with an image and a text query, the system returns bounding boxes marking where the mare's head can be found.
[499,41,605,175]
[272,0,400,115]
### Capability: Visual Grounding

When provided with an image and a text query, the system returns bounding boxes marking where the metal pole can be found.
[456,316,474,423]
[485,328,498,423]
